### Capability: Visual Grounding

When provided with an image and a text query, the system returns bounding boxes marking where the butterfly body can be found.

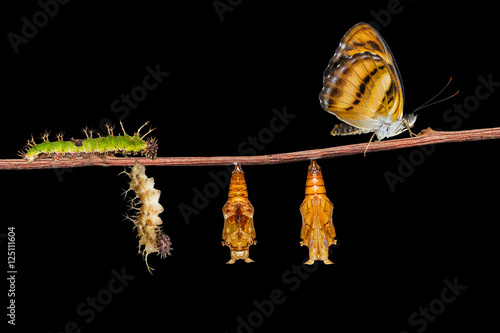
[319,22,416,141]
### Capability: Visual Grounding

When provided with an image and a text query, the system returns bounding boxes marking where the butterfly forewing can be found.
[319,22,406,137]
[323,23,402,93]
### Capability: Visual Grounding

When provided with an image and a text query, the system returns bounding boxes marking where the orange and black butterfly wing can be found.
[320,52,403,130]
[320,22,404,131]
[322,22,402,92]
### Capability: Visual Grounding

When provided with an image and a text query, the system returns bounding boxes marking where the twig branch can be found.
[1,127,499,170]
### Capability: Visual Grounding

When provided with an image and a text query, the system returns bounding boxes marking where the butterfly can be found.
[319,22,417,148]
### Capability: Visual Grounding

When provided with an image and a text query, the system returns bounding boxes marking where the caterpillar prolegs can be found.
[122,161,171,273]
[20,121,158,162]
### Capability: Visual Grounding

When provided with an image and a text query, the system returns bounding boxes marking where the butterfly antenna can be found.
[412,77,458,113]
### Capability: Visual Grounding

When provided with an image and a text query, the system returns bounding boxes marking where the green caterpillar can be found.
[20,121,158,162]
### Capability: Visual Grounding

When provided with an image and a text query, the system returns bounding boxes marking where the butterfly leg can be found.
[404,120,418,137]
[363,131,377,156]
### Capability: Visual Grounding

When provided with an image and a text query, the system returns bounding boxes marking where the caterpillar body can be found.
[299,160,337,265]
[20,121,158,162]
[222,163,256,264]
[122,160,171,273]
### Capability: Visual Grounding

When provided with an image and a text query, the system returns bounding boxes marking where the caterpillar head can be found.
[18,151,29,161]
[156,231,172,257]
[144,137,158,160]
[20,136,37,162]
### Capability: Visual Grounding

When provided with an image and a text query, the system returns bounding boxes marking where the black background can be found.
[2,1,499,332]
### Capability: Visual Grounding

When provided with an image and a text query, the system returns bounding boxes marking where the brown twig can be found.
[1,127,499,170]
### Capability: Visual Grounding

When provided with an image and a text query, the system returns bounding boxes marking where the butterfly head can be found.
[391,112,417,139]
[405,112,418,129]
[375,113,418,140]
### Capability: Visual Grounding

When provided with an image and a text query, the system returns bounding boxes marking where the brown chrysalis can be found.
[300,160,337,264]
[222,163,256,264]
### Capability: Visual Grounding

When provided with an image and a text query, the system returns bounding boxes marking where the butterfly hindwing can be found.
[320,52,402,130]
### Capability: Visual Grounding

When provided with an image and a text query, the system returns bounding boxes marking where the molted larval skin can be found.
[123,161,171,273]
